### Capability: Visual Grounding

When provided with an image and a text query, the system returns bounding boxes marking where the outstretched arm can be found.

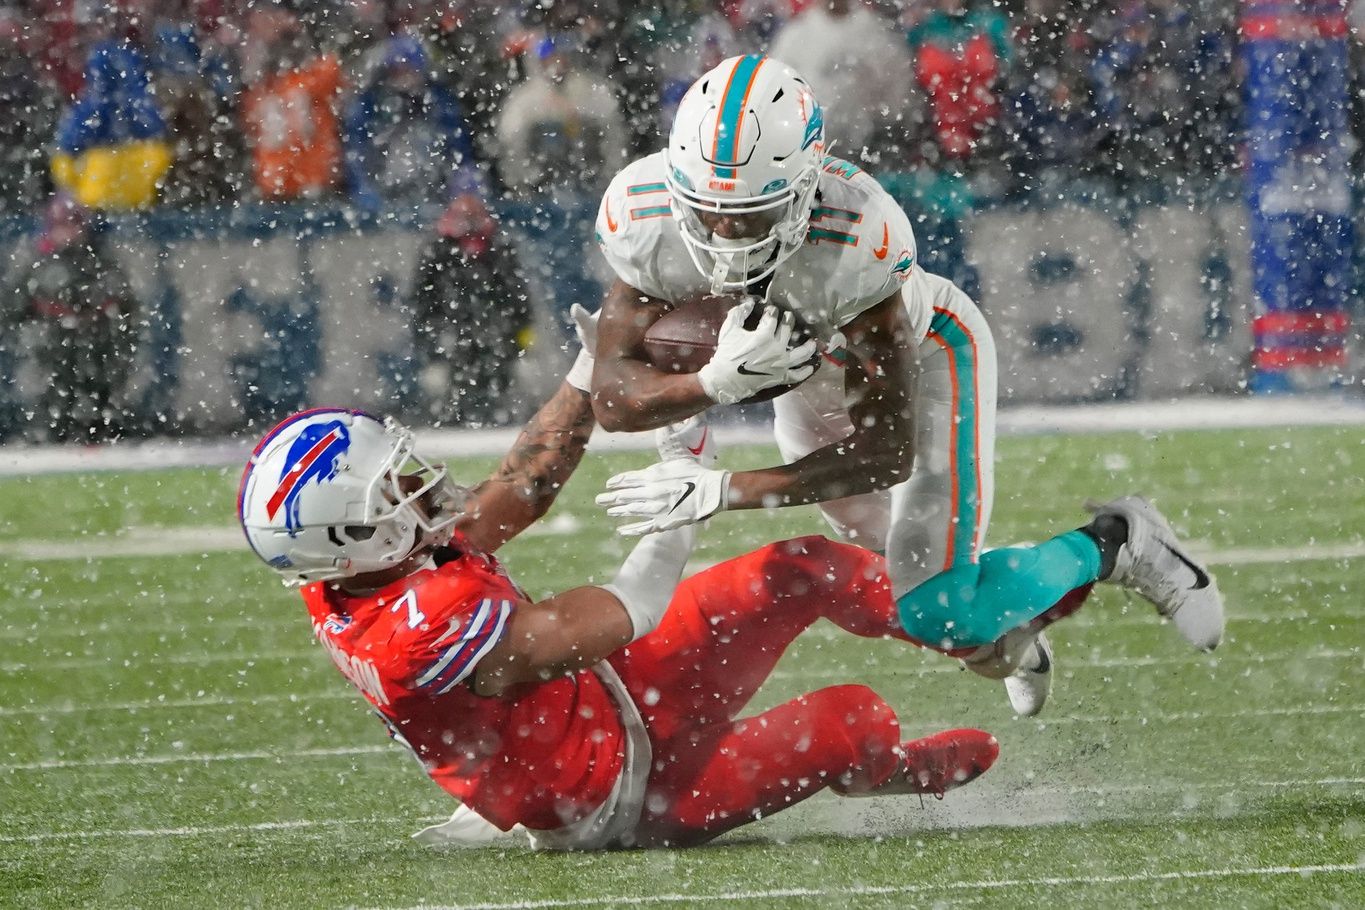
[472,419,709,696]
[471,585,635,696]
[456,380,596,553]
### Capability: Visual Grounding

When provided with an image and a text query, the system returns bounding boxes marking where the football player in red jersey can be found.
[238,365,998,848]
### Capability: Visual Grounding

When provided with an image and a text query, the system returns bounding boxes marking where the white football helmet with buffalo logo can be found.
[664,54,826,294]
[237,408,463,585]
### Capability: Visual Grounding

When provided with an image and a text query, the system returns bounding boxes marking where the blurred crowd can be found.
[0,0,1247,218]
[0,0,1278,441]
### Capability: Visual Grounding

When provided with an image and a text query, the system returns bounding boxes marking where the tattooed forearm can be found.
[489,382,596,510]
[457,382,597,552]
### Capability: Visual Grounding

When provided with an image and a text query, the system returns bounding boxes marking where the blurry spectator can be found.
[618,1,738,148]
[494,34,625,329]
[729,0,795,46]
[524,0,618,68]
[879,165,980,300]
[1090,0,1239,188]
[50,19,173,211]
[32,0,86,99]
[4,196,138,443]
[1001,0,1100,196]
[907,0,1012,175]
[495,34,627,194]
[656,6,739,136]
[431,2,521,176]
[343,34,477,217]
[770,0,916,160]
[240,11,345,201]
[151,21,243,208]
[410,192,532,426]
[0,9,60,215]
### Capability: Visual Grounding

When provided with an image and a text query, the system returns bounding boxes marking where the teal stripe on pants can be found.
[927,308,982,568]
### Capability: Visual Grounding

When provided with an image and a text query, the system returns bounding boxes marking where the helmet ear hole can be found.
[344,525,377,541]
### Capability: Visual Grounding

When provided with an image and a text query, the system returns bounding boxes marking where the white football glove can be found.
[596,459,731,536]
[654,414,717,467]
[565,303,599,392]
[695,300,818,405]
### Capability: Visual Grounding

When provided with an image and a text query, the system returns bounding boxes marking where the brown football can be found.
[641,293,818,404]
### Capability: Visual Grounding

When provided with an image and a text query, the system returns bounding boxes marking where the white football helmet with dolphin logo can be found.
[237,408,463,585]
[664,54,827,294]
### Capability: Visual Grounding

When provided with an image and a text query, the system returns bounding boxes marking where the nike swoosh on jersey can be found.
[736,363,771,377]
[873,223,889,260]
[1160,541,1211,590]
[604,198,619,232]
[669,481,697,514]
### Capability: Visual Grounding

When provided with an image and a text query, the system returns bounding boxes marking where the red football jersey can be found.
[301,539,627,831]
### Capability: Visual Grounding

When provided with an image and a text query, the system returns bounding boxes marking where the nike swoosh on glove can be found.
[565,303,600,392]
[696,300,818,405]
[596,459,731,536]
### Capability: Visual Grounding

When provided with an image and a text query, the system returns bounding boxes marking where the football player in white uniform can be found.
[589,55,1225,716]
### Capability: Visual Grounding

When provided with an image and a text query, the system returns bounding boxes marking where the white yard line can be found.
[0,816,421,844]
[0,689,355,717]
[366,862,1365,910]
[4,684,1361,733]
[3,744,393,772]
[4,780,1363,845]
[4,645,1360,676]
[0,647,324,672]
[4,395,1365,480]
[1205,541,1365,565]
[8,712,1365,774]
[6,532,1365,565]
[0,514,587,561]
[3,605,1355,645]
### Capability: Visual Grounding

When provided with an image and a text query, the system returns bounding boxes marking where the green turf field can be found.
[1,425,1362,908]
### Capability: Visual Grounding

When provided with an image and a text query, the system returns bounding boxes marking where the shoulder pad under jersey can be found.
[595,153,676,300]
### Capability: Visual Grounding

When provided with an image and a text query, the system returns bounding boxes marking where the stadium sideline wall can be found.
[0,198,1256,433]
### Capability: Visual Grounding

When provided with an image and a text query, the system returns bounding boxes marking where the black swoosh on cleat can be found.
[736,362,771,377]
[1030,647,1051,675]
[669,482,697,514]
[1161,541,1211,590]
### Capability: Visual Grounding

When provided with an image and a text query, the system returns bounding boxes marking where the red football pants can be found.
[608,535,912,847]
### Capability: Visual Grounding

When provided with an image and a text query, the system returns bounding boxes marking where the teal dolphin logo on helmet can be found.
[802,104,825,151]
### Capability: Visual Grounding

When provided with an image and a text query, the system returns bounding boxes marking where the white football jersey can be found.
[595,151,932,345]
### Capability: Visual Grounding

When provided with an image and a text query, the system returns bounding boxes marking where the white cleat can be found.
[654,415,716,466]
[1085,495,1224,651]
[962,626,1054,716]
[1003,632,1053,718]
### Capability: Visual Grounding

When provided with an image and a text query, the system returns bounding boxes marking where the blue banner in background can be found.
[1242,0,1355,390]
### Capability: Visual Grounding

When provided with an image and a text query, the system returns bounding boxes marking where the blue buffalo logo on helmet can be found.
[266,419,352,535]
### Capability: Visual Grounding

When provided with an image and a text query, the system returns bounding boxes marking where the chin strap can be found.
[709,254,733,295]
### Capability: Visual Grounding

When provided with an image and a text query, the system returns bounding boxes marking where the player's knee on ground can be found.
[645,685,900,841]
[807,684,902,795]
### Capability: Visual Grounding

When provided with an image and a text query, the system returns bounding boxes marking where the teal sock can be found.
[895,530,1104,650]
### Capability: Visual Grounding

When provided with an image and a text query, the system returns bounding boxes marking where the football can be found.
[641,293,819,403]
